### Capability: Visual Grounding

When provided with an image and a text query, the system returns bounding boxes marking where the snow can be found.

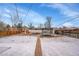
[0,35,37,56]
[41,36,79,56]
[0,35,79,56]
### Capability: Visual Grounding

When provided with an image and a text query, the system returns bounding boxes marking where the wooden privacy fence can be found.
[0,29,32,37]
[0,30,22,37]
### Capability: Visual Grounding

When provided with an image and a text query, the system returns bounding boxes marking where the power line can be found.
[20,4,33,24]
[14,3,20,24]
[56,16,79,27]
[26,4,32,17]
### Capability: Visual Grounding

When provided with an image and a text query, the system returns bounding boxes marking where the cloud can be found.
[41,3,79,27]
[21,10,46,27]
[11,7,46,27]
[4,8,11,13]
[0,5,46,27]
[27,10,45,23]
[43,4,79,18]
[63,22,73,27]
[3,13,10,18]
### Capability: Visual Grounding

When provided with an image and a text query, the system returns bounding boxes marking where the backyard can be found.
[0,35,79,56]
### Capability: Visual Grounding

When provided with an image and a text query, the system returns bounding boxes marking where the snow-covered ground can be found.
[41,36,79,56]
[0,35,79,56]
[0,35,37,56]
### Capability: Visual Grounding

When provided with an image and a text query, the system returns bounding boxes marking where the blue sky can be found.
[0,3,79,27]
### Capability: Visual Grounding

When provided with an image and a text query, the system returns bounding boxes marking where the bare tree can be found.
[38,24,43,29]
[0,21,6,31]
[8,4,23,28]
[44,16,52,29]
[28,22,34,29]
